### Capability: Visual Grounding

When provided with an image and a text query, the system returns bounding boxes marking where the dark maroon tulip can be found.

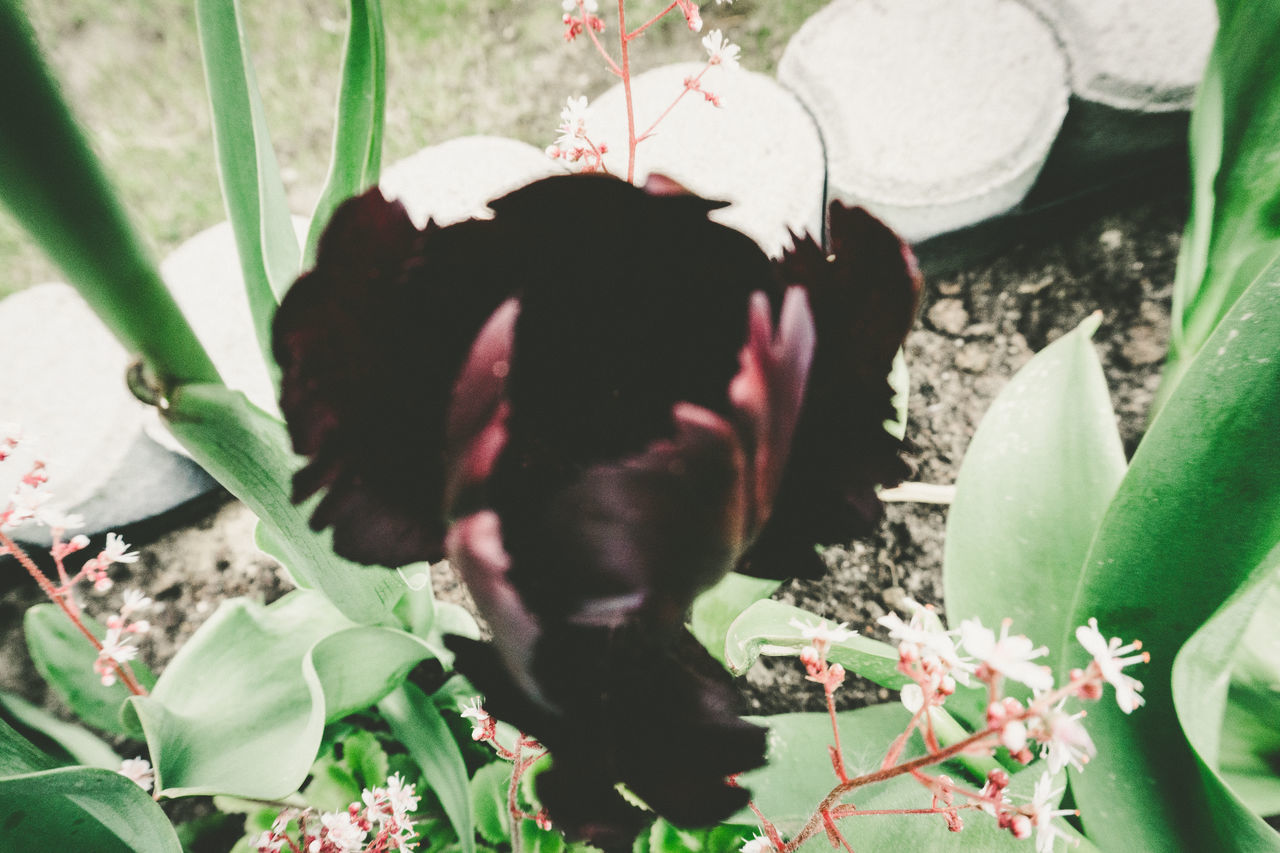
[273,173,920,849]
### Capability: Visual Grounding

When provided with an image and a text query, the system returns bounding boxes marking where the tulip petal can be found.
[272,189,512,566]
[741,204,921,579]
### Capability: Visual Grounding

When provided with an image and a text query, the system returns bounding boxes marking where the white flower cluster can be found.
[256,774,421,853]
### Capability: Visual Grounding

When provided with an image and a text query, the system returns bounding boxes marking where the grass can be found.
[0,0,826,300]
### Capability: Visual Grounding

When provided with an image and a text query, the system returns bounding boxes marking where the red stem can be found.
[627,1,678,39]
[636,63,711,143]
[617,0,637,181]
[0,529,147,696]
[825,683,850,784]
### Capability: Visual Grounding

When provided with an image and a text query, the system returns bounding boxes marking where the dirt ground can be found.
[0,191,1185,725]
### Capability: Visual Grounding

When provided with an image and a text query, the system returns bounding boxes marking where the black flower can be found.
[273,173,920,849]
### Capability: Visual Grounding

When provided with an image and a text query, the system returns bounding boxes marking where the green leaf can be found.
[195,0,300,378]
[163,383,404,623]
[1217,565,1280,816]
[722,599,905,689]
[734,706,1095,850]
[469,760,511,846]
[0,4,219,387]
[304,0,386,268]
[647,819,757,852]
[0,716,58,775]
[0,691,119,770]
[127,590,431,798]
[126,592,339,798]
[0,765,182,853]
[1061,256,1280,850]
[1163,0,1280,402]
[944,313,1125,660]
[886,347,910,440]
[689,573,781,665]
[380,683,476,853]
[24,604,157,737]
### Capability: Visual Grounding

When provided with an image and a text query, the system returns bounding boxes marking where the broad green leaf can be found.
[0,716,58,775]
[195,0,300,376]
[0,691,119,769]
[1060,256,1280,850]
[305,0,386,268]
[722,599,904,688]
[945,313,1125,657]
[304,730,390,813]
[689,573,781,665]
[380,683,475,853]
[24,604,157,737]
[0,765,181,853]
[163,383,403,623]
[647,819,757,852]
[733,706,1096,851]
[1218,565,1280,816]
[0,4,219,387]
[469,760,511,846]
[1163,1,1280,403]
[127,590,432,798]
[1173,549,1280,842]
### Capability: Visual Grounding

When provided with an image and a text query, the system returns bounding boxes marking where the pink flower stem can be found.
[627,1,679,39]
[636,63,710,143]
[617,0,638,182]
[0,529,147,697]
[509,736,525,853]
[583,7,623,76]
[825,682,850,784]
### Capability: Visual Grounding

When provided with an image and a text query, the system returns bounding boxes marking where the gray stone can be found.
[379,136,567,228]
[779,0,1069,242]
[927,298,970,336]
[582,62,826,257]
[0,283,215,546]
[1021,0,1217,111]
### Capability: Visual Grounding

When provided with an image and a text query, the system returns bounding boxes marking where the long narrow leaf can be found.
[379,684,475,853]
[195,0,300,377]
[0,5,219,387]
[162,382,404,623]
[305,0,386,268]
[1061,255,1280,850]
[1161,0,1280,404]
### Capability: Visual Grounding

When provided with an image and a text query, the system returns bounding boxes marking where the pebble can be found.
[582,62,826,257]
[956,342,992,373]
[779,0,1068,242]
[927,298,971,336]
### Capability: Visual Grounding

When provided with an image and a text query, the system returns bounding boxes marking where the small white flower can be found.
[878,599,973,683]
[960,618,1053,692]
[741,834,775,853]
[561,0,598,11]
[701,29,741,71]
[1029,772,1079,853]
[102,532,140,564]
[121,588,153,617]
[384,772,420,819]
[99,627,138,664]
[40,508,85,531]
[254,830,285,853]
[1000,719,1029,752]
[789,617,856,646]
[4,483,51,526]
[460,697,491,740]
[118,757,154,792]
[557,95,590,145]
[319,811,367,852]
[1030,701,1096,774]
[1075,618,1147,713]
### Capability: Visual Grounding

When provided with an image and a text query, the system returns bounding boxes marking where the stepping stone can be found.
[1020,0,1218,184]
[1021,0,1217,112]
[582,62,826,257]
[379,135,567,227]
[0,283,215,547]
[779,0,1069,243]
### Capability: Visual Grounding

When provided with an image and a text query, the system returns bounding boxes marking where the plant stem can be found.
[617,0,637,182]
[627,1,678,39]
[0,530,148,696]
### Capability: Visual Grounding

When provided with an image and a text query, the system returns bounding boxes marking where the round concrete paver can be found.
[379,136,567,228]
[583,62,826,257]
[779,0,1069,243]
